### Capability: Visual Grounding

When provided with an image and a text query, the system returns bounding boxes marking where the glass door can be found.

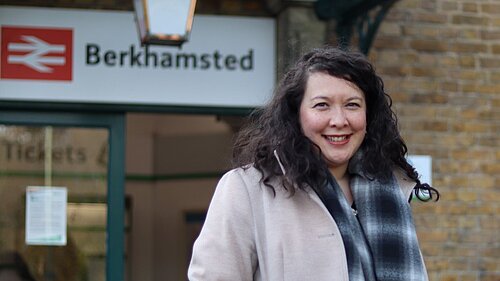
[0,111,125,281]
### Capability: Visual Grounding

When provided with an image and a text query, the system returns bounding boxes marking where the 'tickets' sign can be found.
[1,26,73,81]
[0,7,276,108]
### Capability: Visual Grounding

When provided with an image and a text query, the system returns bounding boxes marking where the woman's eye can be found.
[313,102,328,108]
[346,102,360,108]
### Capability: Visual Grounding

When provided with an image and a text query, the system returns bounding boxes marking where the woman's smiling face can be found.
[299,72,367,172]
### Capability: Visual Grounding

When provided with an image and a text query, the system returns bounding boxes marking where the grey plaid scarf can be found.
[317,163,427,281]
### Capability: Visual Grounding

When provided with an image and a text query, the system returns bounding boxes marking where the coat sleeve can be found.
[394,169,417,202]
[188,169,258,281]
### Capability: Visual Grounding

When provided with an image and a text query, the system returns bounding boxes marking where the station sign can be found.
[0,7,276,108]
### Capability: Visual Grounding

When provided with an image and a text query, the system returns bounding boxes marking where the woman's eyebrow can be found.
[310,95,329,101]
[346,96,364,101]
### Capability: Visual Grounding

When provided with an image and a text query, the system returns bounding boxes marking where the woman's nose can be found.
[328,109,348,127]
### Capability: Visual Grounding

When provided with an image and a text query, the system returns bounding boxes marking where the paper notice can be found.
[25,186,67,246]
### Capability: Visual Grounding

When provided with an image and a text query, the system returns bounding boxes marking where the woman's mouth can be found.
[324,134,350,144]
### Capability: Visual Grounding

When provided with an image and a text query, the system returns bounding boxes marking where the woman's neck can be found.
[329,164,353,204]
[329,164,348,182]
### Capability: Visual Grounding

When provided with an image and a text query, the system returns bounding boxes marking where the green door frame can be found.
[0,110,125,281]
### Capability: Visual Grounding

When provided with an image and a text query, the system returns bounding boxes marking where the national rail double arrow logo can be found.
[1,26,73,81]
[8,35,66,73]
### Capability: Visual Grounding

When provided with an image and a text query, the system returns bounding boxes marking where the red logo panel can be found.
[1,26,73,81]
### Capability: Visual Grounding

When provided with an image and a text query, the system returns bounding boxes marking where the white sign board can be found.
[25,186,67,246]
[407,155,432,185]
[407,155,433,200]
[0,7,276,108]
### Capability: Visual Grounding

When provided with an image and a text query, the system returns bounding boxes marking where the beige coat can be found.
[188,166,420,281]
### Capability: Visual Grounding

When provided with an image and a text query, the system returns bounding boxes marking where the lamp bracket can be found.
[314,0,400,54]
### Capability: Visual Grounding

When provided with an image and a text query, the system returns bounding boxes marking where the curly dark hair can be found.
[233,47,439,201]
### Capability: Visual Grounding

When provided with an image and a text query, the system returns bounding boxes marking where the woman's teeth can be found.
[326,136,347,142]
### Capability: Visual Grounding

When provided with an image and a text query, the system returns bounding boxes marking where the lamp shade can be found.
[133,0,197,46]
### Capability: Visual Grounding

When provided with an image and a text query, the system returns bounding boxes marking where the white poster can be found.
[407,155,433,200]
[407,155,432,185]
[0,7,276,108]
[25,186,67,246]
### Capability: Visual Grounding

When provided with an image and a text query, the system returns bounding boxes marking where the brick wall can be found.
[369,1,499,280]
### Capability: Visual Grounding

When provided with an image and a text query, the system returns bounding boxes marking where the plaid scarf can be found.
[316,162,427,281]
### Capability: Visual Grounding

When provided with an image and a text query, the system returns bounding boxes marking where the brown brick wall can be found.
[370,1,499,280]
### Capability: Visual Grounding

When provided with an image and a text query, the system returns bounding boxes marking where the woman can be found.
[188,47,439,281]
